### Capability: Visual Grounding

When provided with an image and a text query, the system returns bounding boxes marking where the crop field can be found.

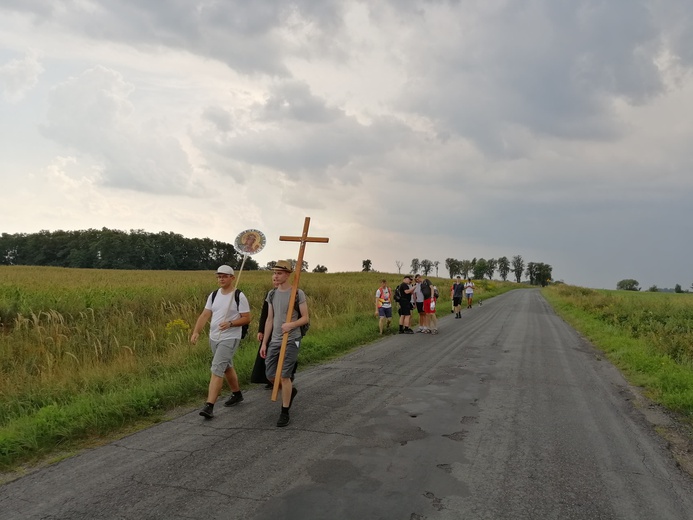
[0,266,513,469]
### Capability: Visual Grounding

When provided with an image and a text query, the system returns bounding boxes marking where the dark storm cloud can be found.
[395,0,670,155]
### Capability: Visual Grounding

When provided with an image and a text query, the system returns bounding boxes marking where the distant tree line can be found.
[0,229,258,271]
[441,255,552,286]
[617,279,691,293]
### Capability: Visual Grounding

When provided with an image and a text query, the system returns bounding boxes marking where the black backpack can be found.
[421,279,432,299]
[394,284,403,303]
[211,289,248,339]
[268,289,310,337]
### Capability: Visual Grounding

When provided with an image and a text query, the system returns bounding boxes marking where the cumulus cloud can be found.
[0,51,44,102]
[194,79,415,183]
[40,65,197,194]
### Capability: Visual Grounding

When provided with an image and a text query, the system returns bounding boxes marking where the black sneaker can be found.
[224,393,244,407]
[277,411,290,427]
[265,383,273,389]
[404,328,415,334]
[289,387,298,408]
[199,403,214,419]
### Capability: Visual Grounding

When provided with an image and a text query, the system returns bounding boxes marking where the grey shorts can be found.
[265,339,300,380]
[209,338,240,377]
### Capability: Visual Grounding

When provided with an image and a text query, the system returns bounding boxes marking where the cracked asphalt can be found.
[2,289,693,519]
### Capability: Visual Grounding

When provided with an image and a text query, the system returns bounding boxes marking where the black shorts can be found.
[398,301,412,316]
[416,302,425,313]
[453,297,462,306]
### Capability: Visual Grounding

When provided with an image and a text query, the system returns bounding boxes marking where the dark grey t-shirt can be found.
[267,288,306,344]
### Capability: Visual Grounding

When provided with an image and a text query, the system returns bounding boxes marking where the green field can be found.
[0,266,514,469]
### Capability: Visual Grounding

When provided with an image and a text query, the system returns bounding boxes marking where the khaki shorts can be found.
[209,338,240,377]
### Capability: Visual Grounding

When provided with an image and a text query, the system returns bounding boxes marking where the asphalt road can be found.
[2,289,693,520]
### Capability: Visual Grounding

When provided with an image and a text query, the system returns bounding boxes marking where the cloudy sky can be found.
[1,0,692,290]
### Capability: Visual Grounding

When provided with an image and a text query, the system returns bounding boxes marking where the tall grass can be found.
[0,266,516,468]
[543,284,693,419]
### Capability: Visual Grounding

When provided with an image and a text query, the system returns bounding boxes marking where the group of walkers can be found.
[375,274,443,335]
[189,263,478,427]
[375,274,477,335]
[190,260,306,427]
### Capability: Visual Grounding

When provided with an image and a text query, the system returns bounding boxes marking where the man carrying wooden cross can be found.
[260,260,309,427]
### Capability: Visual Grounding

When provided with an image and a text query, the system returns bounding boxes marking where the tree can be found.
[420,259,433,276]
[445,258,459,278]
[289,259,309,272]
[648,285,659,292]
[395,260,403,274]
[411,258,420,275]
[266,260,277,270]
[473,258,487,280]
[674,284,683,293]
[484,258,497,280]
[537,263,552,287]
[616,279,640,291]
[459,260,472,279]
[0,228,255,270]
[511,255,524,283]
[497,256,510,281]
[433,260,440,277]
[313,264,328,273]
[362,259,372,272]
[525,262,552,287]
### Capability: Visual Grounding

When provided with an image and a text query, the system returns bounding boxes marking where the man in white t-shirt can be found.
[191,265,251,419]
[464,278,475,309]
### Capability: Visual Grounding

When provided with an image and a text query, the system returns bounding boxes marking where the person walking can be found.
[260,260,309,427]
[452,275,465,318]
[419,277,433,334]
[191,265,251,419]
[465,277,476,309]
[425,282,439,334]
[413,274,428,332]
[396,275,416,334]
[375,279,393,335]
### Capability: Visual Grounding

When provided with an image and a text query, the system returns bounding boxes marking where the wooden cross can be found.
[272,217,329,401]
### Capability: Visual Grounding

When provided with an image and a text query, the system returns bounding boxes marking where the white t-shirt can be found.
[205,289,250,340]
[464,281,475,294]
[413,283,424,303]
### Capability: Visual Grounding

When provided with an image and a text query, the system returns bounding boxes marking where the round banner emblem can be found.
[234,229,266,255]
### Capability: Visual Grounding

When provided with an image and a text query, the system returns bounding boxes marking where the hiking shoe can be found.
[277,411,290,427]
[265,383,273,389]
[224,393,244,407]
[199,403,214,419]
[432,329,439,335]
[404,328,415,334]
[289,387,298,408]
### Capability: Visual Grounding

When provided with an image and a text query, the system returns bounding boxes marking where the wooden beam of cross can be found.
[271,217,329,401]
